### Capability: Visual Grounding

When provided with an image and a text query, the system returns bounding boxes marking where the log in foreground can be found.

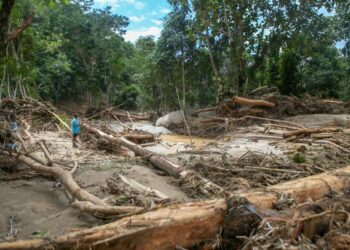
[83,123,224,194]
[1,166,350,250]
[0,199,228,250]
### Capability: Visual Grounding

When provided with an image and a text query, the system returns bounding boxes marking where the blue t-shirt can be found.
[71,118,80,134]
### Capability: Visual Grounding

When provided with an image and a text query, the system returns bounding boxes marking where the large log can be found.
[83,123,224,194]
[232,96,276,108]
[1,166,350,250]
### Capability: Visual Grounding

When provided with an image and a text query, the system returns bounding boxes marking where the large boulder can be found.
[156,110,183,128]
[333,116,350,128]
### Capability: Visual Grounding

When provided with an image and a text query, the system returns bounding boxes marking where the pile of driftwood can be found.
[171,93,349,137]
[1,98,350,249]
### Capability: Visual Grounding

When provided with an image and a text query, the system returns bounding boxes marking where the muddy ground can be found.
[1,113,350,242]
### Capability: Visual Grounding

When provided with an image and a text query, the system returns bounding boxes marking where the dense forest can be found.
[0,0,349,111]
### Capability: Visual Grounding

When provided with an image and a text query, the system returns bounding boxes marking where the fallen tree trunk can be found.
[283,127,342,138]
[238,165,350,209]
[0,151,107,206]
[232,96,276,108]
[1,165,350,250]
[83,123,223,194]
[0,150,143,216]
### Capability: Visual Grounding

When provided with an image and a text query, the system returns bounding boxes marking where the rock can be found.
[156,111,183,128]
[333,116,350,128]
[133,124,172,136]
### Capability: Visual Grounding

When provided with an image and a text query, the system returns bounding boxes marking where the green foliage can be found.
[292,153,306,164]
[278,48,300,96]
[115,84,140,110]
[0,0,349,110]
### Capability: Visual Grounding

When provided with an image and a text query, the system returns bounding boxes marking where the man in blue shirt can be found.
[71,113,80,148]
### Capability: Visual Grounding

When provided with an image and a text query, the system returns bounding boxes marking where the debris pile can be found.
[1,96,350,249]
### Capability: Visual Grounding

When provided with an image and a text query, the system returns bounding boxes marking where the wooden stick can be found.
[38,141,53,166]
[176,86,193,144]
[263,123,299,131]
[48,111,70,131]
[119,175,169,200]
[283,128,342,138]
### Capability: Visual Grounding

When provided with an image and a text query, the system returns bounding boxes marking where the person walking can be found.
[71,113,80,148]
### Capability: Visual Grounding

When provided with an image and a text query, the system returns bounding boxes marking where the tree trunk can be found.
[205,28,219,80]
[181,35,186,112]
[5,14,33,42]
